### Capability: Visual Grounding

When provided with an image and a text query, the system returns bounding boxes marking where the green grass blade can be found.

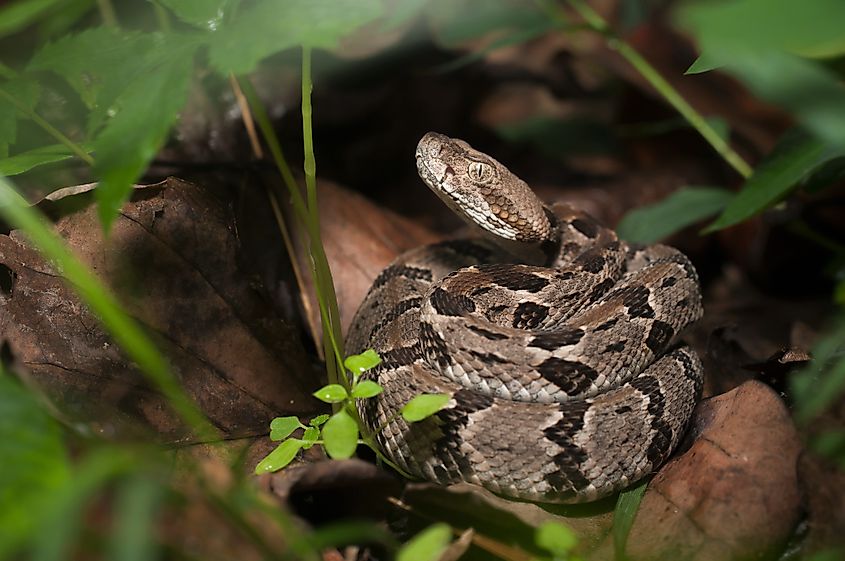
[613,480,648,561]
[108,474,164,561]
[0,176,217,440]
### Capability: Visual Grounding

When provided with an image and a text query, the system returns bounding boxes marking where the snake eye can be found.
[468,161,494,183]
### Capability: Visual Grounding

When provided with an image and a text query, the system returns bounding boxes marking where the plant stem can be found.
[300,47,346,387]
[151,1,173,33]
[96,0,119,27]
[560,0,753,179]
[0,87,94,166]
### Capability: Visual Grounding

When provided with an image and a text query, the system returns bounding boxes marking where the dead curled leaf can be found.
[0,178,319,441]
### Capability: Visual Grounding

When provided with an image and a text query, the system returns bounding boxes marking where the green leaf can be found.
[617,186,733,243]
[0,77,41,156]
[254,439,304,474]
[207,0,383,74]
[313,383,349,403]
[679,0,845,64]
[613,480,648,561]
[269,416,304,441]
[344,349,382,378]
[28,27,155,110]
[427,0,547,46]
[92,36,197,230]
[396,523,451,561]
[108,475,163,561]
[351,380,384,399]
[401,393,451,423]
[535,520,578,556]
[0,376,71,558]
[0,143,93,176]
[321,409,359,459]
[157,0,239,30]
[301,426,320,449]
[309,414,331,427]
[705,130,843,232]
[0,0,66,40]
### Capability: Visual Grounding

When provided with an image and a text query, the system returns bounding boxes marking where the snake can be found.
[345,132,704,503]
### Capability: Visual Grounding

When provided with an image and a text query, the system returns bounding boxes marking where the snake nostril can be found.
[444,164,455,177]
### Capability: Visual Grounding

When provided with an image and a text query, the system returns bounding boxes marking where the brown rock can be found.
[618,381,803,561]
[0,178,317,441]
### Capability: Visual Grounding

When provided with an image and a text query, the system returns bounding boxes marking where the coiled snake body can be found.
[346,133,704,503]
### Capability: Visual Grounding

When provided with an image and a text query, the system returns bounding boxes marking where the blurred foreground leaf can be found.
[617,186,732,243]
[0,376,70,558]
[396,523,451,561]
[705,130,844,232]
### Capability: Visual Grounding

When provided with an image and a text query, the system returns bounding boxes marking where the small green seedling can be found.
[255,349,451,474]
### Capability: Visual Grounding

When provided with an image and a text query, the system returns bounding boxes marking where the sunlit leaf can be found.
[617,186,732,243]
[401,393,451,422]
[705,130,843,232]
[92,37,197,230]
[269,416,303,441]
[321,409,359,459]
[344,349,381,378]
[254,439,304,473]
[157,0,239,30]
[535,520,578,556]
[351,380,384,399]
[613,480,648,560]
[397,523,451,561]
[313,383,348,403]
[208,0,382,74]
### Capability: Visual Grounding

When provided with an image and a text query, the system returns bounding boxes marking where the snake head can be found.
[416,132,552,243]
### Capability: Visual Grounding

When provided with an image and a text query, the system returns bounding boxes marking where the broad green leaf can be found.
[0,0,66,40]
[344,349,382,378]
[0,77,41,156]
[401,394,451,422]
[92,37,197,230]
[207,0,382,74]
[301,427,320,448]
[396,523,451,561]
[28,27,156,110]
[427,0,547,46]
[309,414,331,427]
[679,0,845,65]
[254,439,304,473]
[0,376,70,558]
[351,380,384,399]
[613,480,648,561]
[617,186,733,243]
[321,409,359,459]
[157,0,239,31]
[313,383,349,403]
[705,130,843,232]
[270,416,303,441]
[37,0,96,40]
[0,144,92,176]
[108,475,163,561]
[535,521,578,556]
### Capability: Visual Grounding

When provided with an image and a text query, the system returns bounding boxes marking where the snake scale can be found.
[346,132,704,503]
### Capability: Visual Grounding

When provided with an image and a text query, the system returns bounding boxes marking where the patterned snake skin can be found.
[346,133,704,503]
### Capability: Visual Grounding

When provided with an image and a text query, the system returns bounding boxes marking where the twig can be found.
[558,0,753,179]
